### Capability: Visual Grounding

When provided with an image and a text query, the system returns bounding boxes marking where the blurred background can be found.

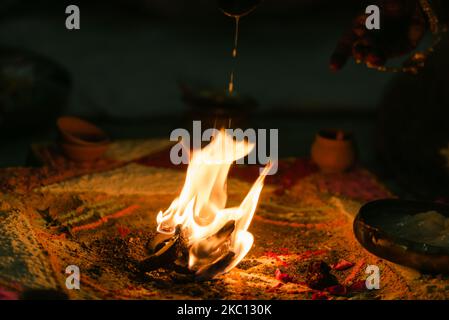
[0,0,448,199]
[0,0,387,118]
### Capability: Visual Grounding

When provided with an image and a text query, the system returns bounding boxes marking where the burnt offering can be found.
[140,226,189,274]
[305,261,338,290]
[140,131,271,281]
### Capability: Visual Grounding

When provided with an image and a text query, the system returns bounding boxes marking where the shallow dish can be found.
[354,199,449,274]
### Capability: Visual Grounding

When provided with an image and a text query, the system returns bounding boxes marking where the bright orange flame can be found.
[156,130,271,277]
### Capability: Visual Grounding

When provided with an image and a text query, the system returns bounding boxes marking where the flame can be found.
[156,130,271,277]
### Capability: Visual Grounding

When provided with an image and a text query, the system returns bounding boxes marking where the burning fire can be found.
[156,130,271,279]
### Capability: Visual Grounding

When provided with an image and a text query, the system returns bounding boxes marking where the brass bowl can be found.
[354,199,449,274]
[218,0,263,17]
[179,83,258,129]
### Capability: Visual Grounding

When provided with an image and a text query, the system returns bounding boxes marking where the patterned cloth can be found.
[3,139,447,300]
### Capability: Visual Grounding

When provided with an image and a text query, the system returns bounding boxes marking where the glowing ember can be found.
[156,130,271,278]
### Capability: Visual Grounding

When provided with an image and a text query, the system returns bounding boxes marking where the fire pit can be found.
[140,131,271,281]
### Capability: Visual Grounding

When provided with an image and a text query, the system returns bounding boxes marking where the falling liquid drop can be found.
[228,71,235,94]
[228,16,240,96]
[233,17,240,58]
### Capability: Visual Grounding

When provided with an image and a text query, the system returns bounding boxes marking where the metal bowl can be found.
[179,82,258,129]
[354,199,449,274]
[218,0,263,17]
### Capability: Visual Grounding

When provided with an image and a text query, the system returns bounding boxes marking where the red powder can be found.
[332,259,355,271]
[71,205,140,234]
[325,285,348,296]
[264,251,288,266]
[349,280,367,293]
[312,291,329,300]
[0,288,19,300]
[275,269,293,283]
[344,259,366,285]
[117,225,131,238]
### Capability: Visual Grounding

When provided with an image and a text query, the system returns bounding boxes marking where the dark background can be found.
[0,0,390,118]
[0,0,448,199]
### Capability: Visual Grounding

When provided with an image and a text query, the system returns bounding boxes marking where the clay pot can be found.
[61,142,109,162]
[311,129,356,173]
[57,116,109,146]
[57,116,110,162]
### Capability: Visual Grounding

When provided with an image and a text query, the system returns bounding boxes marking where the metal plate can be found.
[354,199,449,274]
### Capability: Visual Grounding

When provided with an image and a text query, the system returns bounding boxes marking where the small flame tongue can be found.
[156,130,271,278]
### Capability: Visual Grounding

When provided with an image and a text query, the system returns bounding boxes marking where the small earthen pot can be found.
[311,129,356,173]
[57,116,110,162]
[61,142,109,162]
[57,116,109,146]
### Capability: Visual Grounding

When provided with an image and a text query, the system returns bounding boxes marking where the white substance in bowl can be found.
[392,211,449,247]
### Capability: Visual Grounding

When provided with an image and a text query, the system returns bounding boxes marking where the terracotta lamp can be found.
[57,116,110,162]
[311,129,356,174]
